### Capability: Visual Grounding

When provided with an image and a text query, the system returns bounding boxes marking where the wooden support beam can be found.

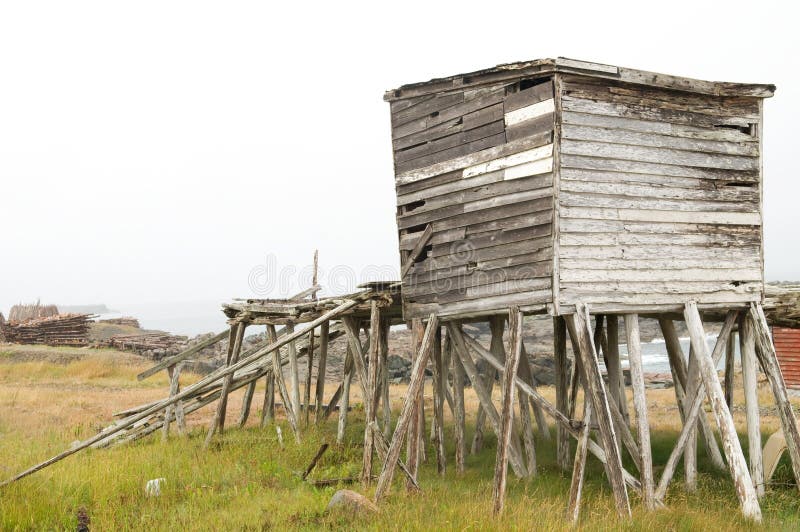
[380,317,391,437]
[739,312,765,497]
[162,362,184,440]
[304,327,316,426]
[684,302,761,522]
[516,342,537,475]
[267,324,300,442]
[655,311,736,501]
[204,322,246,447]
[137,328,229,381]
[374,314,438,502]
[238,380,257,428]
[452,332,466,475]
[370,422,420,492]
[314,321,329,425]
[285,323,301,423]
[260,372,275,427]
[725,331,736,410]
[362,301,382,484]
[566,400,592,524]
[554,316,571,472]
[400,223,433,279]
[449,323,528,477]
[406,318,423,489]
[565,305,631,517]
[624,314,654,510]
[433,327,446,475]
[659,318,726,471]
[472,316,505,454]
[519,341,549,442]
[341,316,373,413]
[338,344,354,444]
[684,346,699,490]
[749,302,800,493]
[493,307,524,515]
[606,316,630,426]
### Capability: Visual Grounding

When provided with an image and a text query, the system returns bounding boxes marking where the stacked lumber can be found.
[107,333,186,354]
[764,285,800,329]
[3,313,93,346]
[99,317,141,328]
[8,302,59,323]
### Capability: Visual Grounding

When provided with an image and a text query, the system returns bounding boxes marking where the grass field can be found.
[1,343,799,530]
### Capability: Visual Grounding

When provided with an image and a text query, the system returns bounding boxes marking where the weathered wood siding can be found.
[556,75,763,310]
[392,79,555,319]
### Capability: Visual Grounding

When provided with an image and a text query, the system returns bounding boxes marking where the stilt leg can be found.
[554,316,571,472]
[267,324,300,442]
[472,315,505,454]
[338,344,354,444]
[380,317,391,437]
[304,327,315,426]
[405,318,422,489]
[205,322,246,447]
[433,327,446,475]
[238,380,257,428]
[452,331,466,475]
[362,301,382,484]
[606,316,630,426]
[725,330,736,410]
[314,321,329,425]
[684,346,699,491]
[740,312,765,497]
[625,314,654,510]
[261,372,275,427]
[566,399,592,524]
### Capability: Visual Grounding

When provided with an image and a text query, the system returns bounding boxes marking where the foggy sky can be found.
[1,0,798,315]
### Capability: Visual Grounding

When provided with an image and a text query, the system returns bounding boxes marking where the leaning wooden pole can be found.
[492,307,524,515]
[625,314,654,510]
[405,318,423,489]
[204,322,246,447]
[684,302,761,522]
[314,321,330,425]
[362,301,382,484]
[374,314,438,502]
[554,316,571,472]
[739,312,765,497]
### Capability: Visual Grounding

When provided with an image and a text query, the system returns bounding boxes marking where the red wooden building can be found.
[773,327,800,389]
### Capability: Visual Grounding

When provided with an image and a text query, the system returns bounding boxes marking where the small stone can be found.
[326,489,378,514]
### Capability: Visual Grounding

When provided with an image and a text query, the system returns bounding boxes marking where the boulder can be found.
[326,489,378,514]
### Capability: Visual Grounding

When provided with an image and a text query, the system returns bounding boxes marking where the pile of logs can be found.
[8,302,59,323]
[106,333,186,355]
[2,313,93,346]
[765,285,800,329]
[99,317,141,328]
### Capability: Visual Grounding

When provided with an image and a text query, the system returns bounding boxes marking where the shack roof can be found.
[384,57,776,101]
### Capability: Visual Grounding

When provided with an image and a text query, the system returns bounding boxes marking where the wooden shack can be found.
[386,58,773,319]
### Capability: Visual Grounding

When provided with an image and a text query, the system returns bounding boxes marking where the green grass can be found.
[2,412,800,531]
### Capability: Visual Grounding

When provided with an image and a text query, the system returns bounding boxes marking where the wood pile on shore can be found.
[106,333,187,356]
[2,313,94,346]
[98,317,141,328]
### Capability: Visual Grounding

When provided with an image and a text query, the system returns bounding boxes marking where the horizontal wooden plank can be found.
[394,120,505,164]
[399,227,466,251]
[559,206,761,225]
[561,154,759,182]
[561,110,757,143]
[560,257,762,271]
[404,263,551,299]
[558,218,761,237]
[463,143,553,178]
[560,268,762,283]
[466,210,554,238]
[559,231,760,248]
[413,236,552,273]
[505,98,555,126]
[397,169,505,207]
[560,167,757,190]
[407,278,551,305]
[396,134,551,185]
[396,132,507,174]
[560,191,757,213]
[562,123,758,157]
[504,81,553,112]
[558,286,761,306]
[561,139,758,171]
[404,289,551,320]
[429,223,552,258]
[559,244,760,260]
[391,92,464,126]
[562,95,756,129]
[561,177,758,203]
[419,197,552,233]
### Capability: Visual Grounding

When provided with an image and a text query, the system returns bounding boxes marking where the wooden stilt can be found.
[452,330,466,475]
[374,314,439,502]
[725,331,736,410]
[659,318,726,471]
[684,346,699,491]
[472,316,505,454]
[739,312,765,497]
[284,323,301,423]
[261,372,275,427]
[380,317,391,437]
[338,344,354,444]
[204,322,246,447]
[684,302,761,522]
[406,318,423,489]
[566,400,592,524]
[625,314,655,510]
[655,311,736,501]
[492,307,524,516]
[749,302,800,492]
[554,316,571,472]
[162,363,184,440]
[362,301,382,484]
[238,380,257,428]
[304,327,315,426]
[314,321,329,425]
[448,323,528,477]
[519,341,549,441]
[369,422,420,491]
[518,373,537,476]
[606,316,630,426]
[433,326,446,475]
[565,305,631,517]
[341,317,372,413]
[267,324,300,442]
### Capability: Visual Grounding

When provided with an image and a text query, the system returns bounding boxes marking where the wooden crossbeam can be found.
[400,224,433,279]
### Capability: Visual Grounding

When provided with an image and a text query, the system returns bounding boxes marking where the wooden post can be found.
[406,318,423,489]
[659,318,726,471]
[267,324,300,442]
[725,331,736,410]
[739,312,765,497]
[362,301,382,484]
[684,346,699,491]
[374,314,439,502]
[448,323,528,477]
[315,321,329,425]
[452,330,466,475]
[624,314,654,510]
[565,305,630,517]
[162,363,184,440]
[204,322,246,447]
[380,317,391,437]
[238,380,257,428]
[473,315,505,454]
[655,311,736,502]
[493,307,524,515]
[285,322,301,423]
[749,302,800,492]
[433,326,446,475]
[338,344,354,444]
[554,316,571,472]
[261,372,275,427]
[606,315,630,426]
[341,316,373,413]
[566,400,592,524]
[304,327,315,426]
[516,341,537,475]
[518,341,549,441]
[683,302,761,522]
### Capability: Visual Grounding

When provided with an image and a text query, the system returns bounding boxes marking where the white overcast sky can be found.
[1,0,799,315]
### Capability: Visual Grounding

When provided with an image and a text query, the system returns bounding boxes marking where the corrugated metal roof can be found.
[773,327,800,389]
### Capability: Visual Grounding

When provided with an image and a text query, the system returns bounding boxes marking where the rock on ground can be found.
[326,489,378,514]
